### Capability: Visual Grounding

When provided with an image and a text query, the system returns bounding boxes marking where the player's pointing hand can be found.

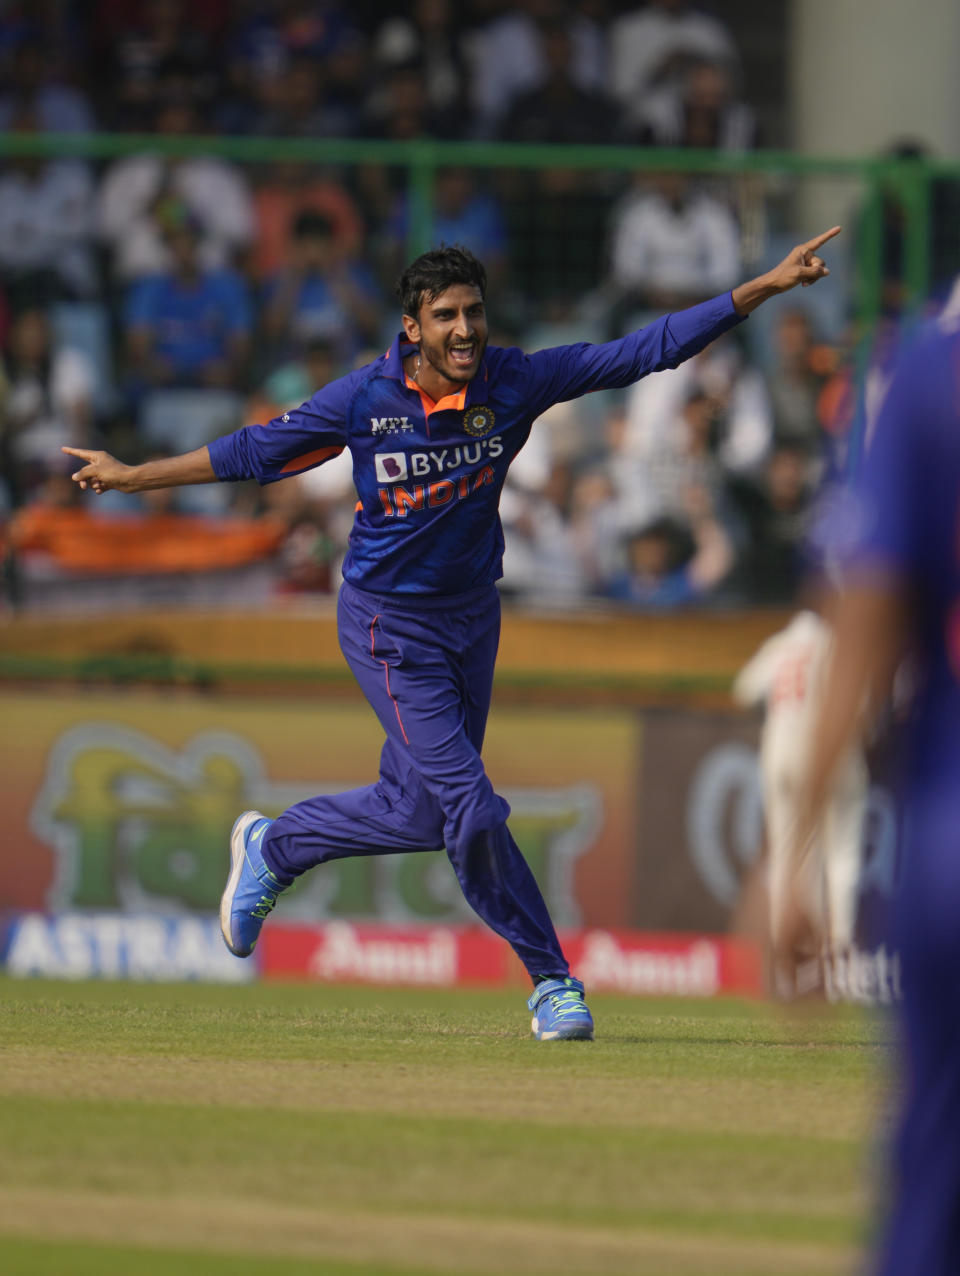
[776,225,842,292]
[731,226,842,316]
[62,445,136,494]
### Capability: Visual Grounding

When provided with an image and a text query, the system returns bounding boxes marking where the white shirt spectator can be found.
[98,155,255,280]
[498,482,587,605]
[6,345,95,464]
[0,160,96,295]
[621,343,772,475]
[609,2,738,110]
[636,83,757,150]
[610,186,740,299]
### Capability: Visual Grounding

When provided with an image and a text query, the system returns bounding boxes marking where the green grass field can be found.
[0,978,890,1275]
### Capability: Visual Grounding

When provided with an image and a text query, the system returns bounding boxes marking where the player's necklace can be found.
[413,353,422,384]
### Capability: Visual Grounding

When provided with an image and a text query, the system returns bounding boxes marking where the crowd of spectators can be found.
[0,1,855,611]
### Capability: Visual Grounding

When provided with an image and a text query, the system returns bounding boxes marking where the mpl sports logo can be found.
[371,416,413,436]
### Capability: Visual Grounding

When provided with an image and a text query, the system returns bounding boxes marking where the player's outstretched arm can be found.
[61,445,218,495]
[731,226,842,316]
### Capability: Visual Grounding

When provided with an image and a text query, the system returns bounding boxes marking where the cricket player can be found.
[64,231,839,1041]
[733,609,868,990]
[779,318,960,1272]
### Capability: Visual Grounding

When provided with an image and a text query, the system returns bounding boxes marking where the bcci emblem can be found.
[463,405,495,437]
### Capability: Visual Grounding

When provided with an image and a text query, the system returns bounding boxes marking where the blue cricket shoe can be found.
[220,810,285,957]
[528,976,594,1041]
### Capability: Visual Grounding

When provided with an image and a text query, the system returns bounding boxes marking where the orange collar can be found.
[405,373,467,420]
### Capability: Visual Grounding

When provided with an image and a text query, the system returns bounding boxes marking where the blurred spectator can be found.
[362,62,448,140]
[470,0,605,137]
[608,172,741,317]
[616,387,728,524]
[0,108,97,307]
[320,28,371,138]
[254,52,359,138]
[0,307,96,506]
[609,0,739,118]
[766,308,836,453]
[226,0,350,75]
[727,444,815,604]
[0,284,10,351]
[373,0,471,120]
[619,335,772,476]
[503,165,612,311]
[0,37,96,133]
[94,0,217,131]
[263,210,382,364]
[632,57,759,150]
[507,397,585,495]
[499,460,588,605]
[386,168,507,289]
[863,140,960,317]
[98,100,255,282]
[609,378,740,604]
[605,509,733,608]
[251,164,364,279]
[276,499,338,593]
[247,336,342,426]
[566,466,624,592]
[125,209,252,390]
[216,0,355,135]
[497,20,619,145]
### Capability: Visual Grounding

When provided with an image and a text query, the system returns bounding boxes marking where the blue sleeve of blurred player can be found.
[207,367,364,483]
[839,345,930,579]
[523,291,745,413]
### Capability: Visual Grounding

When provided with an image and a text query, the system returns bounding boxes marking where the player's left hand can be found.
[770,226,842,293]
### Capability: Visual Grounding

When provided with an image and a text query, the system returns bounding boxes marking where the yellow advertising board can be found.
[0,689,639,930]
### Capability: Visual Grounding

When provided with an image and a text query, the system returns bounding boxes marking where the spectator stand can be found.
[0,122,951,614]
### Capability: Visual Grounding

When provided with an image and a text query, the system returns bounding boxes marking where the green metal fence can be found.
[1,130,955,331]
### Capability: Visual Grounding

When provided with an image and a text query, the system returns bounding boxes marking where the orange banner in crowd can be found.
[11,507,286,574]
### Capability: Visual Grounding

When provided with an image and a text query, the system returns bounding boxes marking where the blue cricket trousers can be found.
[262,580,570,983]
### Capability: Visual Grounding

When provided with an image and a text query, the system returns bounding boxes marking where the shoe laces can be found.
[251,893,277,923]
[547,987,588,1019]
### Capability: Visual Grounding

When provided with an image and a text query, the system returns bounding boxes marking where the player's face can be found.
[403,284,488,386]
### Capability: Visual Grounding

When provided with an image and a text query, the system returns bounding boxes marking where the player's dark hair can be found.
[396,246,487,320]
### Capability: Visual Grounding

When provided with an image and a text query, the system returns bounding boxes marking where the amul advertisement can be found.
[0,690,638,935]
[1,688,902,991]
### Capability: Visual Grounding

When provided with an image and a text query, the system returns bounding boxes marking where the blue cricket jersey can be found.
[838,322,960,800]
[209,291,744,595]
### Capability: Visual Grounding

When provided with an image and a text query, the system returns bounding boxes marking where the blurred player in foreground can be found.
[780,315,960,1273]
[734,609,868,996]
[64,231,839,1042]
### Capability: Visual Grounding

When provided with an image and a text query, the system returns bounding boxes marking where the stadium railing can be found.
[0,130,951,328]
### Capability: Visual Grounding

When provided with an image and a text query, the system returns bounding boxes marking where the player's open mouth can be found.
[448,344,477,368]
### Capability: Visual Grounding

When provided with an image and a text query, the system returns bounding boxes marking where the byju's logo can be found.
[375,452,408,483]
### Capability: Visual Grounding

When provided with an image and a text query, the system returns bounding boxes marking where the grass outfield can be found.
[0,978,890,1275]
